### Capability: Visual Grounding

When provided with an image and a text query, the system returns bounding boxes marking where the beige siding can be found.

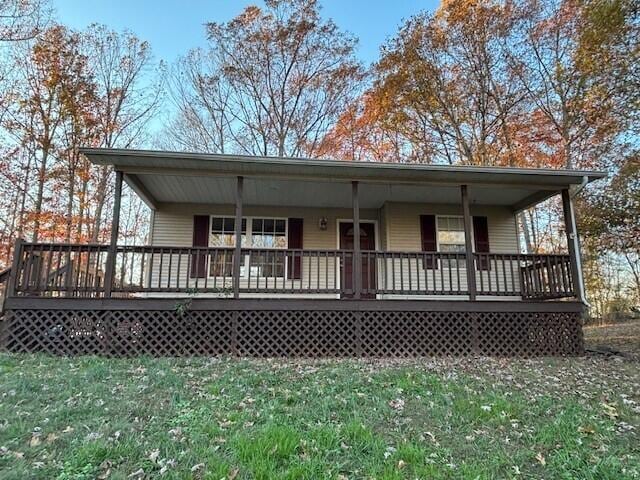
[383,202,518,253]
[148,202,520,298]
[380,202,519,296]
[148,204,379,296]
[151,203,380,249]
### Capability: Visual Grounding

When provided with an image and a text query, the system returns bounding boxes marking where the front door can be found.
[339,222,376,298]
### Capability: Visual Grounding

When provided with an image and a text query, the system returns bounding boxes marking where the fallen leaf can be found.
[148,449,160,463]
[229,468,239,479]
[29,434,41,447]
[602,403,619,419]
[191,463,205,472]
[535,452,546,466]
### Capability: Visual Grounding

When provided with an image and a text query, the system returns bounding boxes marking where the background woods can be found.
[0,0,638,320]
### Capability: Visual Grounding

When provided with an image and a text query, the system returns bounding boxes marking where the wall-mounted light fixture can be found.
[318,216,328,231]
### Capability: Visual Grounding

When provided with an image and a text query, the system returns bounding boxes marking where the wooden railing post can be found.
[352,181,361,299]
[232,176,244,299]
[5,238,24,298]
[461,185,477,301]
[561,189,585,302]
[104,170,123,298]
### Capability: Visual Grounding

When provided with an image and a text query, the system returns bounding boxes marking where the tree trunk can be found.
[32,149,49,243]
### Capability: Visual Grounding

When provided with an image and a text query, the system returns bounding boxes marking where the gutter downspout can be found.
[568,175,590,309]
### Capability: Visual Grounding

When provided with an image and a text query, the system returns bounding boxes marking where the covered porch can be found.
[4,149,602,302]
[0,150,605,357]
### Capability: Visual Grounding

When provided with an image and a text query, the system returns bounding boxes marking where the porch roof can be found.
[81,148,606,211]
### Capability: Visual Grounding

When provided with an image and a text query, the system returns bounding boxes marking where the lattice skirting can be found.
[1,303,584,357]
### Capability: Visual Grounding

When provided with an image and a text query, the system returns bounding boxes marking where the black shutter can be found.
[287,218,303,279]
[473,216,490,271]
[191,215,209,278]
[420,215,437,269]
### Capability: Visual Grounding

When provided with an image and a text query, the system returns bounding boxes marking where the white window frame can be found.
[435,215,473,269]
[208,215,289,279]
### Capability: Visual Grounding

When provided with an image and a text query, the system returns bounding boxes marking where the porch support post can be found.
[561,189,585,302]
[5,237,24,298]
[461,185,477,301]
[352,181,361,299]
[232,176,244,299]
[103,170,123,298]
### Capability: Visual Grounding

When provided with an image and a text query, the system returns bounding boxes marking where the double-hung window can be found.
[209,217,246,276]
[437,216,466,267]
[209,216,287,278]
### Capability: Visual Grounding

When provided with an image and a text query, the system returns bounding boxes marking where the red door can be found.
[339,222,376,298]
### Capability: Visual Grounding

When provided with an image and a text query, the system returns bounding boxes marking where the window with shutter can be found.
[287,218,303,279]
[191,215,209,278]
[473,216,491,271]
[420,215,437,269]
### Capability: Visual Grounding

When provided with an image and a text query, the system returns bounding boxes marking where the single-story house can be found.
[1,149,605,357]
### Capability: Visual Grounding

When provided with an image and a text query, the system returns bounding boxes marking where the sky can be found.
[52,0,438,67]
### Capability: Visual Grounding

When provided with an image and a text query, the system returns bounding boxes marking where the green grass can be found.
[0,355,638,479]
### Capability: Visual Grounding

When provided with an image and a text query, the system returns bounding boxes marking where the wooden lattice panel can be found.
[360,311,473,357]
[1,307,583,357]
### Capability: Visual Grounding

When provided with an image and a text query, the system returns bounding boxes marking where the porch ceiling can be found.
[127,174,557,210]
[81,148,607,211]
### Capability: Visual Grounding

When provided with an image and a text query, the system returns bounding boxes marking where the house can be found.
[1,149,606,357]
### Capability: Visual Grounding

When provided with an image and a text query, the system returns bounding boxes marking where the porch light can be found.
[318,216,328,230]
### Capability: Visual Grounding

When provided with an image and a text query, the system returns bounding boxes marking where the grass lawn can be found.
[0,328,638,479]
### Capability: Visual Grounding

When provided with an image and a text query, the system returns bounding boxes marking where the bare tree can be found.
[165,0,365,157]
[163,49,233,153]
[81,24,163,241]
[0,0,49,42]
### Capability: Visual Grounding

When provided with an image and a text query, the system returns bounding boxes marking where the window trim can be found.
[208,215,289,279]
[435,214,474,270]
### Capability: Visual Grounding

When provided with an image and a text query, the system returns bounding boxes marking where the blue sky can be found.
[52,0,438,66]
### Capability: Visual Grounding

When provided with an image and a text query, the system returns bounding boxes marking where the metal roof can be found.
[80,148,607,211]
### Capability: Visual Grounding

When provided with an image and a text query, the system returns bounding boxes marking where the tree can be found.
[166,0,365,157]
[581,154,640,301]
[372,0,523,165]
[81,24,163,241]
[508,0,628,170]
[0,0,49,42]
[315,91,405,162]
[4,25,96,242]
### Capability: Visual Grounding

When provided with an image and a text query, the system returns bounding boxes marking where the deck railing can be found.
[8,242,576,300]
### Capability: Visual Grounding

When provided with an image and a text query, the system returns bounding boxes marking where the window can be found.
[209,216,287,278]
[249,219,287,277]
[209,217,246,276]
[437,216,466,268]
[251,219,286,248]
[437,216,465,252]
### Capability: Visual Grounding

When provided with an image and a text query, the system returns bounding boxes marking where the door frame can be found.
[336,219,380,298]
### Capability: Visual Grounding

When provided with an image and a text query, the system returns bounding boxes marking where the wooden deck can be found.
[0,242,584,357]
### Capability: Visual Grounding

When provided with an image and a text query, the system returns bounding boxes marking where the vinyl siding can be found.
[381,202,519,296]
[148,204,379,297]
[148,202,520,298]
